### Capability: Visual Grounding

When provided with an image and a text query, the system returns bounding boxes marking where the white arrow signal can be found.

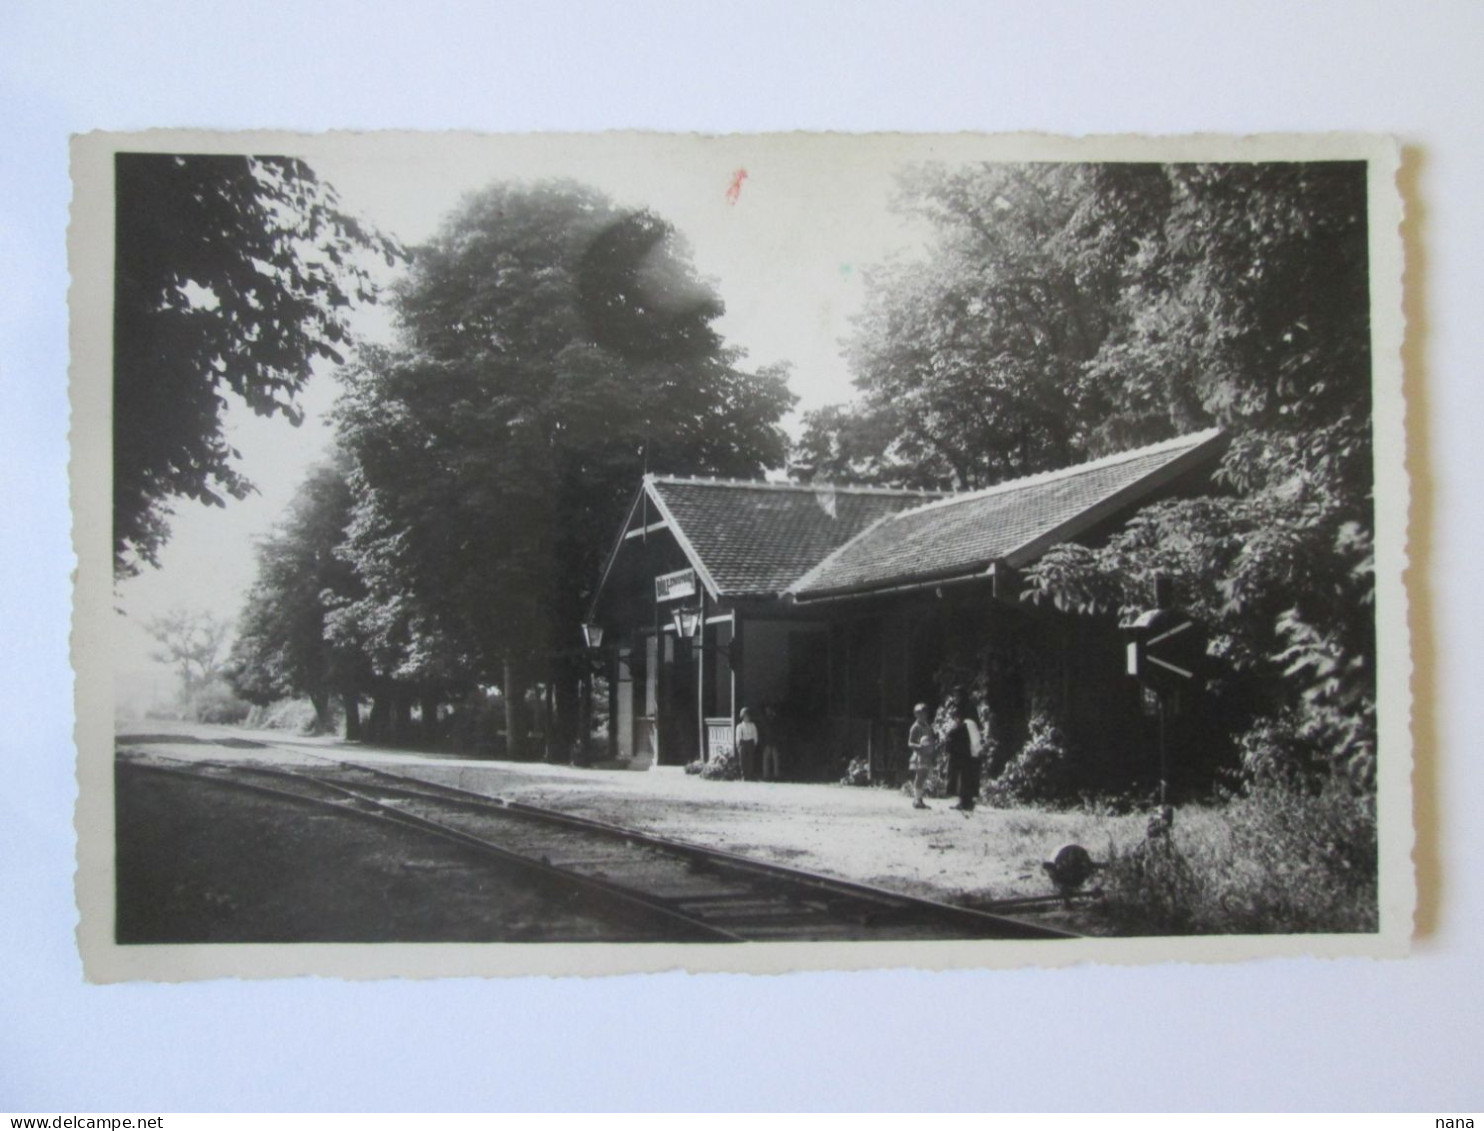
[1147,655,1195,680]
[1148,620,1194,648]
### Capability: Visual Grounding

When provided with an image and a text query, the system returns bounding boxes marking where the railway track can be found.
[124,752,1078,943]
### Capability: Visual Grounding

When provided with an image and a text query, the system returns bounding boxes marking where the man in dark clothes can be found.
[944,702,978,812]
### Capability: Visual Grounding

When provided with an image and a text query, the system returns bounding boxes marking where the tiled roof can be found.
[646,477,941,597]
[788,429,1225,600]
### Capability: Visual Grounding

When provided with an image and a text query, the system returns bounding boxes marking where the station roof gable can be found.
[645,477,942,597]
[592,429,1225,616]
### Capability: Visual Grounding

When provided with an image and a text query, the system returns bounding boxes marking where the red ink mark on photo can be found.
[726,168,748,205]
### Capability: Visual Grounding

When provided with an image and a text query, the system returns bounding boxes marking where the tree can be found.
[1028,162,1376,774]
[808,160,1376,775]
[332,183,795,755]
[791,401,941,488]
[794,163,1174,489]
[226,456,368,737]
[145,608,232,700]
[113,153,404,577]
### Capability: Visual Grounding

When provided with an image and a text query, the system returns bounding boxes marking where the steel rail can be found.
[290,751,1080,941]
[124,757,744,942]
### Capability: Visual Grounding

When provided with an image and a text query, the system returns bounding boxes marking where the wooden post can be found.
[733,613,745,729]
[843,621,853,774]
[696,589,707,766]
[607,650,619,761]
[728,613,737,722]
[651,548,662,768]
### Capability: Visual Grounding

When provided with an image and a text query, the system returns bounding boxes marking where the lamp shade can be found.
[581,622,605,649]
[670,607,701,640]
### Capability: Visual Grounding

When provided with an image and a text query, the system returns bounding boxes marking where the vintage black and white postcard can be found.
[70,131,1412,980]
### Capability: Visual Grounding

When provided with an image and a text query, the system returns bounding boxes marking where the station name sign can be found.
[655,568,697,603]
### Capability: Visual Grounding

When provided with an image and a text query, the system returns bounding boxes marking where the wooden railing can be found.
[705,718,734,764]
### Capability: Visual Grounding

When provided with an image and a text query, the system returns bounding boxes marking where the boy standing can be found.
[908,703,935,809]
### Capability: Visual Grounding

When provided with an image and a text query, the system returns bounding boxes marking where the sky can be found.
[113,131,942,703]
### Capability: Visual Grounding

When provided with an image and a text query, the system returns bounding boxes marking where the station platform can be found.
[114,719,1132,907]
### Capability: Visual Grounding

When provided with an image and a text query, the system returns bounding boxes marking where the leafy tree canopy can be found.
[795,164,1173,488]
[113,153,404,577]
[226,455,365,733]
[332,182,795,695]
[799,160,1374,771]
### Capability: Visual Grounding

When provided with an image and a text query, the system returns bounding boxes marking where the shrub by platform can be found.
[1100,773,1378,934]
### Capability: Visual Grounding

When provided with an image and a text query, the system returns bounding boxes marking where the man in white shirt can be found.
[735,707,760,781]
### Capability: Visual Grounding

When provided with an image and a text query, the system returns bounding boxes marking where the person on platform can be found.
[907,703,936,809]
[964,705,984,779]
[735,707,760,781]
[944,699,978,812]
[760,704,782,782]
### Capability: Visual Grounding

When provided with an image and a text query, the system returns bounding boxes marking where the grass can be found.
[919,769,1379,936]
[1098,776,1378,935]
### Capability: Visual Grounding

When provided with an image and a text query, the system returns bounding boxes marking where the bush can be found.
[983,712,1077,806]
[186,680,252,725]
[244,698,323,733]
[700,749,740,781]
[1235,710,1325,784]
[683,758,705,776]
[841,756,872,786]
[1100,771,1378,934]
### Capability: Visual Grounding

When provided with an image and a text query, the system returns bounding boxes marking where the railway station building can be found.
[585,428,1226,785]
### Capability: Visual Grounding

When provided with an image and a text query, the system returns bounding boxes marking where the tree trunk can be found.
[543,682,558,761]
[552,653,582,762]
[393,690,413,746]
[367,690,391,744]
[574,669,592,765]
[503,657,526,761]
[342,688,362,741]
[420,689,440,746]
[309,689,332,735]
